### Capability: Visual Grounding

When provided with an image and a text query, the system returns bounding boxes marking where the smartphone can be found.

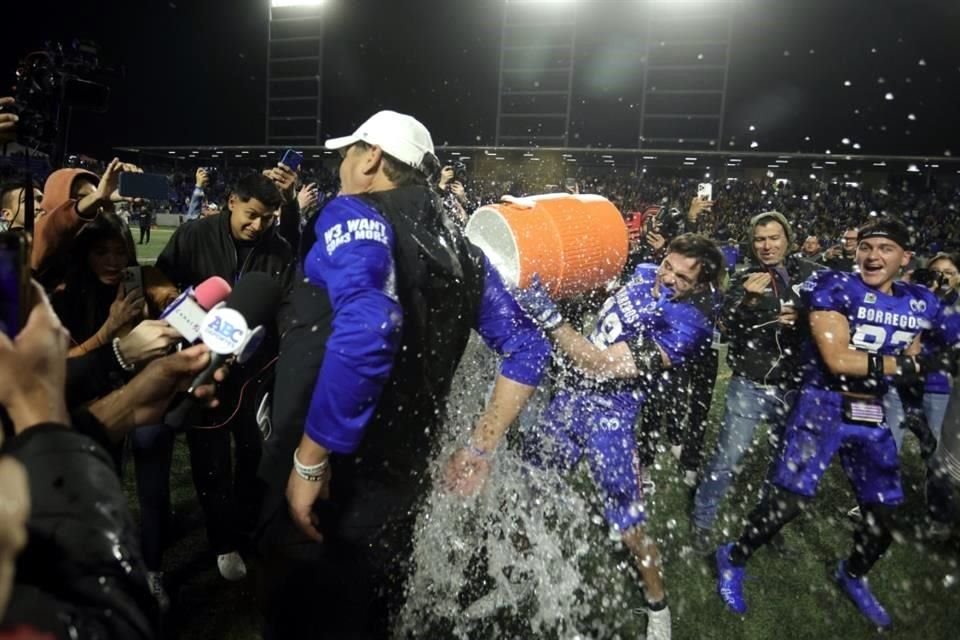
[0,231,31,337]
[697,183,713,201]
[280,149,304,172]
[119,173,170,201]
[123,265,143,295]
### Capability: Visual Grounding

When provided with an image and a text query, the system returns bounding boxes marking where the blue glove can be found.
[513,274,563,331]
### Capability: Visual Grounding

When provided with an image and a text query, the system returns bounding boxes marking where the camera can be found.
[450,161,468,184]
[911,268,947,290]
[647,205,684,241]
[7,40,111,154]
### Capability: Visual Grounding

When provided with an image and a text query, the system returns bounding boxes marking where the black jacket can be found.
[1,419,157,639]
[155,208,296,426]
[722,255,822,386]
[260,185,486,534]
[155,208,294,290]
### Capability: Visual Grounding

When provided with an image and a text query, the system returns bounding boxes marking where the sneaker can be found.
[833,561,892,629]
[217,551,247,581]
[715,543,747,614]
[147,571,170,611]
[646,605,672,640]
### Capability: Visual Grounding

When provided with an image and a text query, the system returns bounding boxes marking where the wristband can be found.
[293,447,329,482]
[112,337,136,373]
[866,352,884,385]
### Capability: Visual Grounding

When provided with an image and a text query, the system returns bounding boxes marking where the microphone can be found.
[160,276,233,342]
[186,272,284,394]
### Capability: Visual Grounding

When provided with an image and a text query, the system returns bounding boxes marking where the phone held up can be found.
[118,173,170,201]
[697,182,713,202]
[280,149,304,172]
[0,230,31,338]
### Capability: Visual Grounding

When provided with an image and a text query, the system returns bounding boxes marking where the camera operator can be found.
[0,282,226,639]
[819,226,859,272]
[437,162,471,226]
[899,254,960,539]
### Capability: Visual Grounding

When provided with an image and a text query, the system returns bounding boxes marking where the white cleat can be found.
[645,605,672,640]
[217,551,248,581]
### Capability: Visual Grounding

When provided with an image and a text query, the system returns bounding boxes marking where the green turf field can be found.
[124,349,960,640]
[134,226,176,264]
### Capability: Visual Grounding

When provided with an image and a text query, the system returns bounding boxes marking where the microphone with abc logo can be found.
[166,272,283,428]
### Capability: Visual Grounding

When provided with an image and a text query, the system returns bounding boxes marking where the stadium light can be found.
[272,0,325,7]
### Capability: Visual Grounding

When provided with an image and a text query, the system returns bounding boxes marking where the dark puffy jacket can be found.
[261,185,487,527]
[155,208,295,426]
[1,421,157,639]
[155,207,294,290]
[722,255,822,386]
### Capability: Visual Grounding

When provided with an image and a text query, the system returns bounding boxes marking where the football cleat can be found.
[715,543,748,614]
[834,561,892,630]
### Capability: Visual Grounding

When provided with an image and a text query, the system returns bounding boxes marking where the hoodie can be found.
[33,168,100,287]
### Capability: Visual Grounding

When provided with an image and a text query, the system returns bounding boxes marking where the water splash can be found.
[399,338,639,639]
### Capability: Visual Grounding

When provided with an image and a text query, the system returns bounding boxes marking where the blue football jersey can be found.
[583,264,715,390]
[800,270,954,394]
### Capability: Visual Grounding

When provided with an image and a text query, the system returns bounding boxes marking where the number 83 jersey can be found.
[579,264,716,393]
[800,269,959,394]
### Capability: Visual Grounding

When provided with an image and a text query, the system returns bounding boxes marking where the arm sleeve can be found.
[185,186,204,219]
[474,255,551,386]
[646,303,712,368]
[30,200,96,280]
[3,423,156,639]
[718,271,781,339]
[302,197,403,453]
[801,269,850,312]
[276,198,302,252]
[65,345,128,409]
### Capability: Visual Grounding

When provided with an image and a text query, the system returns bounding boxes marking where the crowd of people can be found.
[1,92,959,640]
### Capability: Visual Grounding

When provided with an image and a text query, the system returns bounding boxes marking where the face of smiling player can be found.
[857,237,910,294]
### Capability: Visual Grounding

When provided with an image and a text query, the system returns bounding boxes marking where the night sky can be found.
[3,0,959,158]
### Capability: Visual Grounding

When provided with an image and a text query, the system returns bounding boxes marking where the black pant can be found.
[731,486,896,577]
[131,423,176,571]
[186,415,263,554]
[256,459,419,640]
[139,225,150,244]
[637,349,718,473]
[679,348,719,473]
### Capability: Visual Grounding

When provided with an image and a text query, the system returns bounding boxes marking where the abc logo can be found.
[201,308,249,355]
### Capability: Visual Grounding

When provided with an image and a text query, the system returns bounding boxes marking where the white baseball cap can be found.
[324,110,437,173]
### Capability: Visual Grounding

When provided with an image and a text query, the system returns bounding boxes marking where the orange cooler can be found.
[465,193,628,298]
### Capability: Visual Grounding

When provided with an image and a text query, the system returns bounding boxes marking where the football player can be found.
[715,219,960,629]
